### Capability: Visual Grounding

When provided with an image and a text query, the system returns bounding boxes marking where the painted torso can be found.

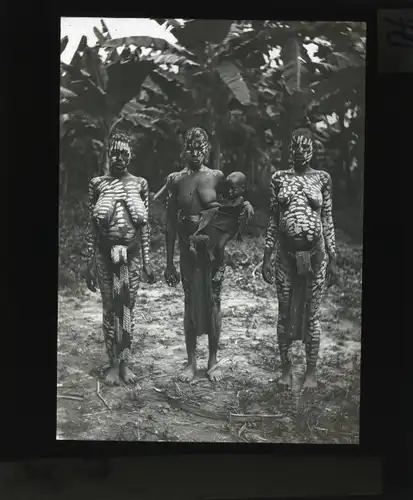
[273,169,326,248]
[92,175,148,244]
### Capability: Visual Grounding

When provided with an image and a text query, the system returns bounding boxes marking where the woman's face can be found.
[290,134,313,168]
[183,128,209,169]
[108,136,132,172]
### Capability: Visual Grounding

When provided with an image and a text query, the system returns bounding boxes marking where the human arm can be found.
[139,178,155,283]
[320,172,336,260]
[321,172,337,286]
[84,178,99,292]
[162,173,175,209]
[164,178,180,286]
[262,173,280,284]
[240,198,254,221]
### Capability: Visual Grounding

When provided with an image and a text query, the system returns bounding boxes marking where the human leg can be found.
[95,251,121,385]
[302,253,328,391]
[275,250,294,390]
[207,263,225,382]
[119,255,141,384]
[179,243,198,382]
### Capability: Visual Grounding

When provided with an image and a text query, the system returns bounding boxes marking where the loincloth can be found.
[177,213,219,337]
[97,236,140,264]
[96,237,140,357]
[279,235,326,343]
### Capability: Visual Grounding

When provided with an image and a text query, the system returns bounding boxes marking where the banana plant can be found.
[256,21,366,169]
[60,19,195,173]
[145,19,266,170]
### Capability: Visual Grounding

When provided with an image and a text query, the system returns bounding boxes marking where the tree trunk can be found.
[280,116,292,171]
[207,96,221,170]
[210,130,221,170]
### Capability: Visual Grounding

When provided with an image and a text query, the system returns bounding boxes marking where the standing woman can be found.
[262,127,337,391]
[84,132,155,386]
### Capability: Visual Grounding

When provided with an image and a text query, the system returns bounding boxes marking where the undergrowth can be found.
[59,195,363,310]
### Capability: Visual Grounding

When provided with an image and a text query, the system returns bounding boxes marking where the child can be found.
[189,171,251,280]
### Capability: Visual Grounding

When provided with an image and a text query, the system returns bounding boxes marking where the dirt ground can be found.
[57,236,361,444]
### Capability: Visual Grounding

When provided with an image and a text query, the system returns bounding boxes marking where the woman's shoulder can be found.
[130,174,148,186]
[271,169,289,183]
[314,169,332,184]
[89,176,104,187]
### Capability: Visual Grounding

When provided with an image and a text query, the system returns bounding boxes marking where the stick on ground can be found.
[96,380,112,412]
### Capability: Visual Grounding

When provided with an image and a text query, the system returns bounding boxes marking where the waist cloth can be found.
[96,235,140,355]
[278,233,326,342]
[177,212,217,337]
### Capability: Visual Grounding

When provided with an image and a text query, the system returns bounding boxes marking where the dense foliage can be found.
[60,19,365,287]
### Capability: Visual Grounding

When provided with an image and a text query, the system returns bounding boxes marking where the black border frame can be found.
[5,1,410,498]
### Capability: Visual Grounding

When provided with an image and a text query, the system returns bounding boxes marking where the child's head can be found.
[226,172,246,199]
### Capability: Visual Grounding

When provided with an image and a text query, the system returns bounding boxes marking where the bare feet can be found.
[278,366,293,391]
[207,359,224,382]
[104,367,120,386]
[302,369,318,392]
[120,363,137,384]
[179,363,197,382]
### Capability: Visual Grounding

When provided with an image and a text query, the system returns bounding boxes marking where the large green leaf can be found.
[82,46,108,91]
[216,61,256,106]
[309,66,364,106]
[93,27,106,45]
[70,35,88,65]
[141,76,167,99]
[100,19,111,38]
[103,36,191,55]
[105,59,156,116]
[140,51,199,68]
[161,19,233,53]
[150,70,194,110]
[61,36,68,55]
[119,99,166,135]
[279,37,309,94]
[60,87,77,99]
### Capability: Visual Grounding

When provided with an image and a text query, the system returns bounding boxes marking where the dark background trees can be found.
[60,19,365,287]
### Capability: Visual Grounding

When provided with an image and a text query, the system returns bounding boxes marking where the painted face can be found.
[182,127,209,168]
[108,134,132,172]
[290,133,314,169]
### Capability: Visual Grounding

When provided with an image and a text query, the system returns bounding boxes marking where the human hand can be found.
[143,264,156,285]
[241,201,254,223]
[326,255,339,288]
[261,259,273,285]
[85,263,98,293]
[164,264,180,287]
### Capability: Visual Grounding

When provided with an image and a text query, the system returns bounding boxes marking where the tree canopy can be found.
[60,19,365,213]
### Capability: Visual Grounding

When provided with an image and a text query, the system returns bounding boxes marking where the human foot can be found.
[278,366,293,391]
[207,359,224,382]
[104,367,121,386]
[179,363,197,382]
[120,363,137,384]
[302,369,317,392]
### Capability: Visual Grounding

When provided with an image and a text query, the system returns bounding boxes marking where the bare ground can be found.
[57,235,361,444]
